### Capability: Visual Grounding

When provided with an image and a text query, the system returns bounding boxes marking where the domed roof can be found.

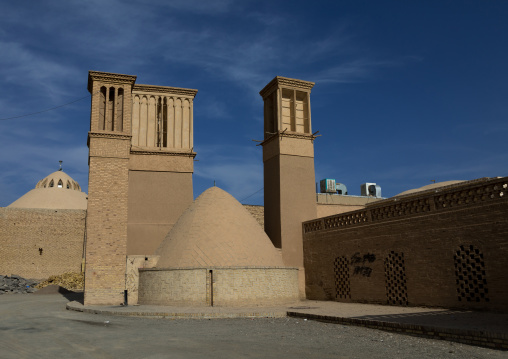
[156,186,284,268]
[35,170,82,191]
[395,180,465,197]
[8,170,87,210]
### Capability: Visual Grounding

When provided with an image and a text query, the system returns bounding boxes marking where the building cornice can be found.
[130,147,197,158]
[260,130,316,146]
[87,131,131,147]
[87,71,137,92]
[259,76,315,98]
[133,84,198,98]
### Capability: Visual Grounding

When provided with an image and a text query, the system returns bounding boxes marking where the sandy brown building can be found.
[3,70,506,313]
[0,170,87,279]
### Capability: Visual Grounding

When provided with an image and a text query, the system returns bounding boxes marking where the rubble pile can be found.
[36,272,84,291]
[0,275,38,294]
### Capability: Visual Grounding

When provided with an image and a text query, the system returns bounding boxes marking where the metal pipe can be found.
[209,270,213,307]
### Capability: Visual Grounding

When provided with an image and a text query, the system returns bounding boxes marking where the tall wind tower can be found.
[259,76,317,297]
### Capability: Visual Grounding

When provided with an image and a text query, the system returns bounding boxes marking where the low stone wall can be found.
[125,255,160,305]
[138,267,299,307]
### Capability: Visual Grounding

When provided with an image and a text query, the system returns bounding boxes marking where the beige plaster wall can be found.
[316,204,367,218]
[263,134,317,298]
[316,194,383,217]
[0,208,85,279]
[127,170,193,255]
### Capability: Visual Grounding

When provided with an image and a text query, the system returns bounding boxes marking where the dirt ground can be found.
[0,293,505,359]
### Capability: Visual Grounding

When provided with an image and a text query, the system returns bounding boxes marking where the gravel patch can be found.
[0,275,38,294]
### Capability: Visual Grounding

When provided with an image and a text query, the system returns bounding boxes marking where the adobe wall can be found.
[303,177,508,312]
[0,208,85,279]
[138,267,299,307]
[316,194,383,218]
[127,169,193,255]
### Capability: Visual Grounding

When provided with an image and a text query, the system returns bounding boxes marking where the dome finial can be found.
[59,160,63,171]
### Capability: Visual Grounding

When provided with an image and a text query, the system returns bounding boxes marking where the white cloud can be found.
[0,41,81,101]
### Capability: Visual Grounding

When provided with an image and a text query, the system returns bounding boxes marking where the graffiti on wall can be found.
[351,252,376,277]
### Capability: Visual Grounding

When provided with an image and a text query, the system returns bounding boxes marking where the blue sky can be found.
[1,1,507,207]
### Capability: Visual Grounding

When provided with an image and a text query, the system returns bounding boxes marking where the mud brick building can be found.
[303,177,508,312]
[2,70,506,312]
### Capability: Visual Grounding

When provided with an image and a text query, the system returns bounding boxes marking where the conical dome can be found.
[156,186,284,268]
[8,170,87,210]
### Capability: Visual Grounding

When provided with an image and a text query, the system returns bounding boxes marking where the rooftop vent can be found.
[361,183,382,198]
[320,179,336,193]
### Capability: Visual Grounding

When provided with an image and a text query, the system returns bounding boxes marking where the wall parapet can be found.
[303,176,508,234]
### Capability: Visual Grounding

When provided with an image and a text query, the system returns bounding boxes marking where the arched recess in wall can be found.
[99,86,107,130]
[161,97,168,147]
[147,96,157,147]
[132,95,140,146]
[107,87,115,131]
[116,88,124,132]
[182,99,190,148]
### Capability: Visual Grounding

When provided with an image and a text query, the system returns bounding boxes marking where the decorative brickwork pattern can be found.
[304,177,508,234]
[371,199,431,221]
[435,182,507,210]
[454,245,489,303]
[303,176,508,312]
[384,251,408,306]
[334,256,351,299]
[303,219,323,233]
[324,212,368,229]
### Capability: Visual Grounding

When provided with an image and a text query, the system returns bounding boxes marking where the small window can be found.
[57,179,63,188]
[49,180,54,188]
[66,181,71,189]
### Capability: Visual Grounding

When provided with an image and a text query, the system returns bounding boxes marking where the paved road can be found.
[0,293,505,359]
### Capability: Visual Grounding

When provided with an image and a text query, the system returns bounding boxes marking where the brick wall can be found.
[303,177,508,312]
[0,208,85,279]
[84,135,131,305]
[138,267,299,307]
[125,255,160,305]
